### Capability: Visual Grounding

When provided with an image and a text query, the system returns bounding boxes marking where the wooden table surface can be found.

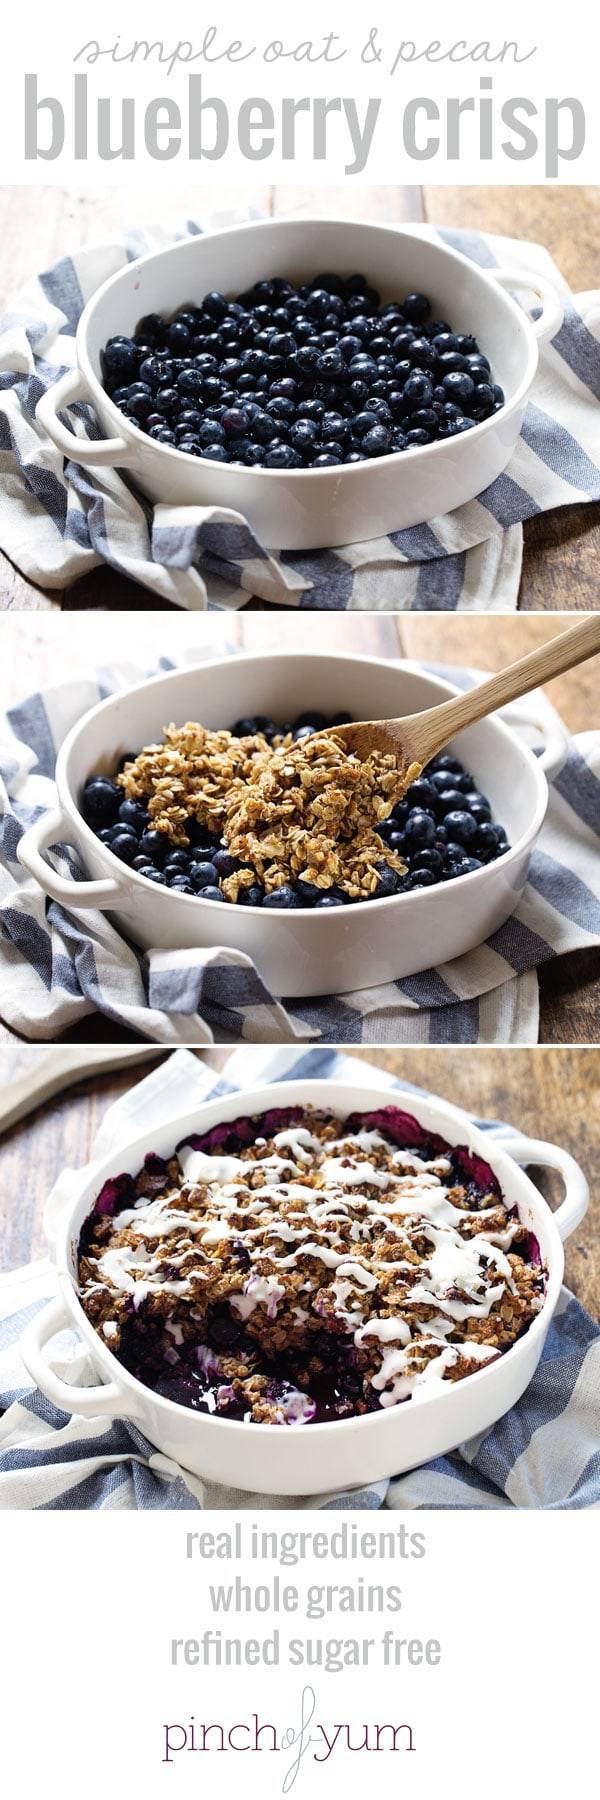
[0,1045,597,1323]
[0,610,598,1046]
[0,183,598,613]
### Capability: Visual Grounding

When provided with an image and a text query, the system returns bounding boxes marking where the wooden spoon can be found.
[327,616,600,791]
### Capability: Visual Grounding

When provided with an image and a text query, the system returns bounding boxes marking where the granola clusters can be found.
[117,721,412,901]
[77,1105,545,1426]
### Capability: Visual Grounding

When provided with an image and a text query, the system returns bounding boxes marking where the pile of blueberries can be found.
[81,710,510,909]
[100,272,505,471]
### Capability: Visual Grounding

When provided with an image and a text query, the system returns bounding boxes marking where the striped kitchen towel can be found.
[0,655,598,1046]
[0,218,598,611]
[0,1046,597,1510]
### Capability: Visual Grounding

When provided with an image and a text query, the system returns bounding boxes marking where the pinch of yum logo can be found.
[162,1686,416,1788]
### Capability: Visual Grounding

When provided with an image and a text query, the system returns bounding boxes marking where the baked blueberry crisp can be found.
[77,1104,545,1425]
[100,273,505,469]
[81,714,510,907]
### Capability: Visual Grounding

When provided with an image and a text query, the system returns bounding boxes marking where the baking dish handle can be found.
[502,1135,589,1241]
[490,267,564,347]
[20,1295,140,1418]
[36,368,134,466]
[18,805,126,907]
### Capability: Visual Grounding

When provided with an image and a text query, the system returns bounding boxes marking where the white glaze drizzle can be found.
[81,1116,542,1405]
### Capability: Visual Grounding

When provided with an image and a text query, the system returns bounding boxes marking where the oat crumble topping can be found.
[118,723,417,899]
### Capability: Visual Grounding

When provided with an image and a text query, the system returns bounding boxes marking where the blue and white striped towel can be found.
[1,655,599,1045]
[0,217,598,611]
[0,1047,597,1510]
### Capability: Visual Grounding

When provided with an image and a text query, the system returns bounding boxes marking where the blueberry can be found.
[409,409,437,437]
[136,313,165,345]
[405,777,438,811]
[203,290,227,321]
[167,321,193,354]
[251,411,280,445]
[144,868,167,885]
[82,777,122,828]
[471,383,495,413]
[262,885,301,910]
[404,809,436,846]
[437,351,470,375]
[353,410,378,439]
[404,868,437,889]
[373,866,401,897]
[190,862,220,892]
[475,823,502,857]
[266,397,295,424]
[138,355,170,387]
[314,893,346,908]
[348,354,378,383]
[442,371,475,403]
[362,425,392,456]
[132,855,154,872]
[197,420,226,447]
[412,848,444,876]
[321,412,352,446]
[385,830,408,855]
[117,798,148,834]
[290,345,321,378]
[464,791,492,820]
[102,337,139,379]
[402,293,430,324]
[211,850,239,878]
[253,715,278,739]
[199,886,225,902]
[187,819,221,849]
[289,419,319,452]
[442,811,479,846]
[456,856,484,874]
[436,788,467,816]
[163,850,189,873]
[176,369,205,399]
[201,444,229,463]
[432,754,464,773]
[297,399,324,423]
[296,711,328,730]
[222,406,250,437]
[231,717,260,737]
[139,830,169,864]
[445,841,466,861]
[294,879,325,905]
[110,832,140,865]
[264,445,303,469]
[169,877,194,893]
[316,348,345,379]
[237,884,264,907]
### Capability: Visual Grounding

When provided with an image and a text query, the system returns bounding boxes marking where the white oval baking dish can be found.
[16,653,566,999]
[35,217,563,551]
[20,1077,589,1497]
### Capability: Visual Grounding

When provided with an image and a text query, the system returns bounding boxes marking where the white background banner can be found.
[1,1,598,184]
[1,1510,595,1797]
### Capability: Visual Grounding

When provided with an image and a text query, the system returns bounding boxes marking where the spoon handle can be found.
[408,616,600,764]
